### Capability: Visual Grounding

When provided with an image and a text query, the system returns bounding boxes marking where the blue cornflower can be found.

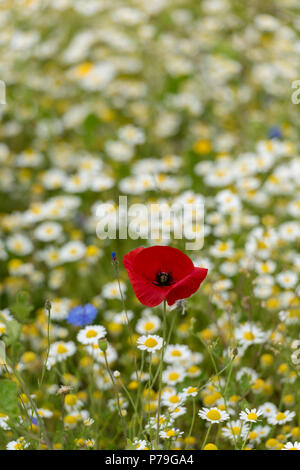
[66,303,98,327]
[268,126,282,140]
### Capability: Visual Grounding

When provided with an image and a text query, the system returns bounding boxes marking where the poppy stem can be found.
[155,299,167,449]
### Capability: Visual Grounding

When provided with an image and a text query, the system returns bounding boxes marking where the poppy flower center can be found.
[152,271,175,287]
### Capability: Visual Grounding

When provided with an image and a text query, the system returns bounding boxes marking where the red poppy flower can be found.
[123,246,208,307]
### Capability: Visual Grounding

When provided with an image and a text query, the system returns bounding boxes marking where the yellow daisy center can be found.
[276,412,286,421]
[144,338,158,348]
[206,409,221,421]
[14,443,23,450]
[57,344,68,354]
[171,349,182,357]
[203,443,218,450]
[247,412,258,420]
[65,415,78,425]
[144,321,154,331]
[169,395,180,404]
[232,426,241,435]
[243,331,255,341]
[168,372,179,381]
[86,330,97,338]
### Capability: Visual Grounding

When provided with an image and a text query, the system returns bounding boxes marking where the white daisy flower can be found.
[198,407,229,423]
[162,367,185,386]
[136,335,163,353]
[182,386,198,398]
[102,281,126,300]
[77,325,107,345]
[169,406,186,418]
[48,341,76,363]
[161,390,185,409]
[136,315,161,334]
[34,222,62,242]
[60,241,86,263]
[6,437,30,450]
[222,420,249,442]
[259,402,277,418]
[283,441,300,450]
[118,124,145,146]
[86,343,117,365]
[37,408,53,419]
[276,271,298,289]
[268,410,296,425]
[49,298,71,321]
[0,414,9,430]
[235,322,267,351]
[210,240,234,258]
[164,344,191,364]
[159,428,183,439]
[7,233,33,256]
[239,408,263,423]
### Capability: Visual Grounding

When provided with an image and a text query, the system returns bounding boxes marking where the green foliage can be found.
[0,340,6,365]
[125,439,136,450]
[10,291,34,324]
[0,380,19,416]
[2,320,21,347]
[239,373,251,396]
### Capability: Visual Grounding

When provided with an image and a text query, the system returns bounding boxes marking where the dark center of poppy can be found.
[152,271,175,287]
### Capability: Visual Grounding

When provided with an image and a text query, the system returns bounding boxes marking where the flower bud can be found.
[98,338,108,352]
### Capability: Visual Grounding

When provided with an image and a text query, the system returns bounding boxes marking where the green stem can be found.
[241,423,252,450]
[6,358,53,449]
[113,262,140,399]
[135,350,145,434]
[103,350,127,444]
[149,311,177,391]
[155,299,167,449]
[40,301,51,387]
[201,422,212,449]
[186,398,196,448]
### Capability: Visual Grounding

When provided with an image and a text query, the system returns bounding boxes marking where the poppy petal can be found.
[133,245,194,282]
[123,246,145,272]
[165,267,208,306]
[123,246,208,307]
[126,272,167,307]
[124,247,170,306]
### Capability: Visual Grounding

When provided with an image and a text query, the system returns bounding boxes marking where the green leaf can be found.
[240,398,250,410]
[3,320,22,346]
[0,340,6,365]
[10,291,34,324]
[125,439,136,450]
[11,342,24,363]
[0,380,19,416]
[239,373,251,395]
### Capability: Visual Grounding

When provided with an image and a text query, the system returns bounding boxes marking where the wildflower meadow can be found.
[1,0,300,453]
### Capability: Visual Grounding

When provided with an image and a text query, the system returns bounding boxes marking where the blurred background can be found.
[1,0,300,306]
